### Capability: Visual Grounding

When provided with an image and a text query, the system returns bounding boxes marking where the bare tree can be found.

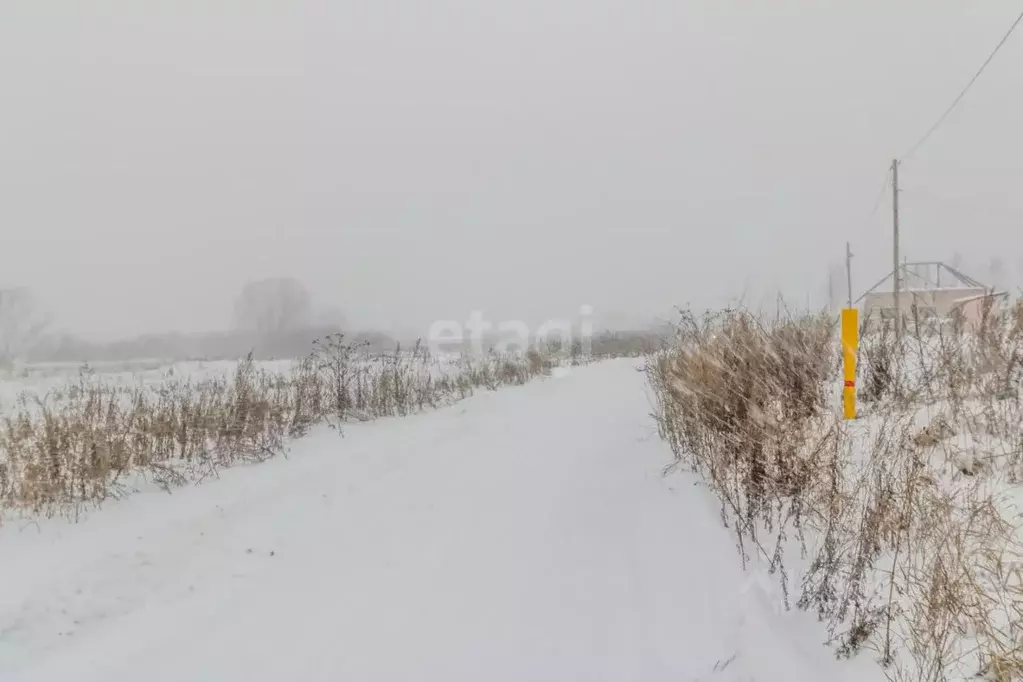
[233,277,312,335]
[315,305,347,331]
[988,256,1006,291]
[826,262,846,312]
[0,288,50,369]
[950,251,966,273]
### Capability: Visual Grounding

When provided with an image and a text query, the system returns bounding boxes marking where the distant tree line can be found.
[4,277,394,365]
[25,327,397,364]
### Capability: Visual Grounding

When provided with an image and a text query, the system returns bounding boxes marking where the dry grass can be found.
[0,338,577,521]
[648,303,1023,682]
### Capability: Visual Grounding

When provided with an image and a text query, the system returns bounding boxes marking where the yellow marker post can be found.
[841,308,858,419]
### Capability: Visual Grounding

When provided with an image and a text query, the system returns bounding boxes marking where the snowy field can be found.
[0,359,288,415]
[0,359,880,682]
[0,354,468,417]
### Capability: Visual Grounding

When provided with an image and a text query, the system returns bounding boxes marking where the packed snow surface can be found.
[0,359,880,682]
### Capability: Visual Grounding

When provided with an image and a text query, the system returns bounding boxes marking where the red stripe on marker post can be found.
[844,380,855,388]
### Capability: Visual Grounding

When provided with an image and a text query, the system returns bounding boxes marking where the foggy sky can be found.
[3,2,1022,341]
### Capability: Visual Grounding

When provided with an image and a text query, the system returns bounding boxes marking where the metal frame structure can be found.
[854,261,991,306]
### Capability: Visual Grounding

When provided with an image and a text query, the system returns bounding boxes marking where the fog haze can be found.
[3,2,1022,341]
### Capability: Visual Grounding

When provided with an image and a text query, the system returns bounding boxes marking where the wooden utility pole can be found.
[845,242,854,309]
[892,159,901,336]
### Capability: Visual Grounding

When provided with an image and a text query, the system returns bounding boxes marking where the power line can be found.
[838,168,888,300]
[902,9,1023,160]
[843,168,888,262]
[866,167,891,220]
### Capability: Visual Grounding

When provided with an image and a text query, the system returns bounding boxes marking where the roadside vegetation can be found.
[648,301,1023,682]
[0,330,661,522]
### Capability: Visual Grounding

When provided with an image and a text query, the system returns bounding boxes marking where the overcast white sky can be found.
[3,2,1023,340]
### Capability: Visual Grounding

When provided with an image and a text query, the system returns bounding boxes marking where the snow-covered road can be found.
[0,359,878,681]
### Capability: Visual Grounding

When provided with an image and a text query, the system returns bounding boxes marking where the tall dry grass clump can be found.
[0,339,572,521]
[649,309,837,588]
[648,303,1023,682]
